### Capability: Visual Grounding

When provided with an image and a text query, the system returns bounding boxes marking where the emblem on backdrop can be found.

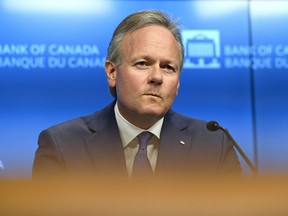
[182,30,221,69]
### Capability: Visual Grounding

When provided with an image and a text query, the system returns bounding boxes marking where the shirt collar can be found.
[114,102,164,148]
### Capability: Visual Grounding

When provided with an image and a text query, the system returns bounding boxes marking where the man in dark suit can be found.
[33,10,242,179]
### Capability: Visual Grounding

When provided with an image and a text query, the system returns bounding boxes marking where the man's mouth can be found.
[144,92,162,99]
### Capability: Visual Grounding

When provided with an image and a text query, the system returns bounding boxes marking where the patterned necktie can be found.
[132,131,153,178]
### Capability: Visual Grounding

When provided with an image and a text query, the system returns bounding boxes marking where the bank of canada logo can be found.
[182,30,221,69]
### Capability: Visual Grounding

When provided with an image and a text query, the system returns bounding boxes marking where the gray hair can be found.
[106,10,184,98]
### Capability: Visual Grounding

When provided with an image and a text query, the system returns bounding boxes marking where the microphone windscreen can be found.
[206,121,219,131]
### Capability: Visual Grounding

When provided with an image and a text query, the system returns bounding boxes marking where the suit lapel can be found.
[84,102,128,178]
[155,110,192,175]
[82,104,194,178]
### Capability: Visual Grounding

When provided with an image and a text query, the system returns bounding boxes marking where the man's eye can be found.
[135,61,148,69]
[162,65,175,73]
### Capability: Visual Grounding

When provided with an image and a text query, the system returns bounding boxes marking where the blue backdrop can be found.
[0,0,287,178]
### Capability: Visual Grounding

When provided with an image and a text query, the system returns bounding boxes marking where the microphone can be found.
[206,120,257,176]
[206,120,220,132]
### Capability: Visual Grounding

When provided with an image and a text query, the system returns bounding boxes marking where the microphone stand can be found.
[222,127,257,176]
[207,121,258,176]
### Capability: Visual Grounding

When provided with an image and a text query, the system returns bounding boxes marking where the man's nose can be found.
[148,66,163,85]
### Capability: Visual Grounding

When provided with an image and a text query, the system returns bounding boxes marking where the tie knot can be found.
[137,131,153,148]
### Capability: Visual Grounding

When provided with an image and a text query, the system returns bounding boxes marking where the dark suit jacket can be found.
[33,102,242,179]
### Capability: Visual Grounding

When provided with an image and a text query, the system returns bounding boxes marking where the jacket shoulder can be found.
[166,110,209,130]
[43,114,93,136]
[42,102,115,136]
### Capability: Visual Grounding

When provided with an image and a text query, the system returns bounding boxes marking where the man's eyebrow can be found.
[130,55,154,62]
[130,55,180,68]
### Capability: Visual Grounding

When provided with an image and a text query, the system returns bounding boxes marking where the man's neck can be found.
[116,103,164,130]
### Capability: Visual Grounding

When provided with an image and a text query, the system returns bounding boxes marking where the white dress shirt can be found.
[114,102,163,177]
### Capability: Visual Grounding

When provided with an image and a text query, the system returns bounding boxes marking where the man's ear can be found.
[176,80,180,96]
[105,61,117,88]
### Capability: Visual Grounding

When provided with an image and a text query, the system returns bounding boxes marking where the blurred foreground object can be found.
[1,175,288,216]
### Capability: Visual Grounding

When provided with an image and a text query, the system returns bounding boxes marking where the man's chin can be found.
[140,107,166,118]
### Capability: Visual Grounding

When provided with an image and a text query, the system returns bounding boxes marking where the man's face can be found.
[106,25,181,129]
